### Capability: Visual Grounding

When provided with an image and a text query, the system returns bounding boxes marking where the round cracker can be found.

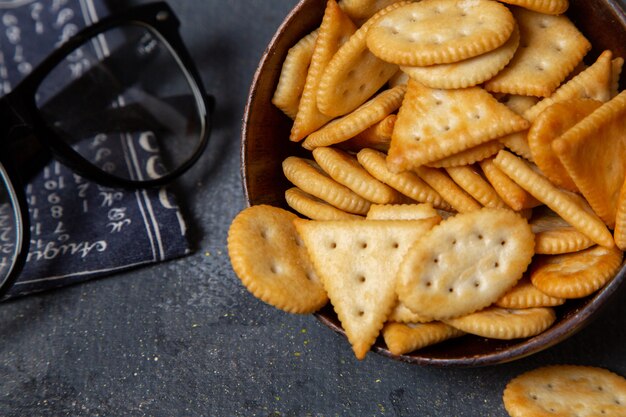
[227,205,328,314]
[530,245,623,299]
[444,306,556,339]
[497,0,569,15]
[530,207,595,255]
[400,24,520,89]
[503,365,626,417]
[396,208,535,320]
[495,276,565,309]
[366,0,515,66]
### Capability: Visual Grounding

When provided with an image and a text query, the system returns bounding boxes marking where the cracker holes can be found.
[494,262,499,268]
[357,275,366,284]
[442,125,451,132]
[424,280,432,288]
[357,309,365,317]
[414,134,422,142]
[260,229,268,239]
[305,270,316,281]
[359,84,366,92]
[347,69,356,78]
[473,280,480,288]
[329,241,337,249]
[538,19,550,29]
[500,239,507,246]
[342,89,350,97]
[448,287,454,293]
[269,263,280,274]
[391,242,400,249]
[359,241,368,249]
[477,234,483,240]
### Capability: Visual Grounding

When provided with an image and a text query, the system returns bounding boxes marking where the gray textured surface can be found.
[2,1,626,416]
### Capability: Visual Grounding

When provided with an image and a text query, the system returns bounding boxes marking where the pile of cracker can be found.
[229,0,626,361]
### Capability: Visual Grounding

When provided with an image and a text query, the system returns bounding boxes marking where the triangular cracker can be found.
[294,218,439,359]
[290,0,357,141]
[552,90,626,228]
[387,80,529,171]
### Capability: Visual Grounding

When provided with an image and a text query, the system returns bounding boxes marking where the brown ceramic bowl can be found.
[241,0,626,366]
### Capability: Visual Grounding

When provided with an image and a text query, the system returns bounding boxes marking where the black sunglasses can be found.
[0,1,215,298]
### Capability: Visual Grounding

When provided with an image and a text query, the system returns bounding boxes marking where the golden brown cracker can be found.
[396,208,535,320]
[530,207,595,254]
[339,0,403,21]
[528,98,602,192]
[484,7,591,97]
[317,2,406,117]
[282,156,371,215]
[294,217,440,359]
[290,0,357,141]
[366,0,516,66]
[285,187,364,221]
[445,307,556,339]
[415,166,482,213]
[503,365,626,417]
[523,49,614,122]
[337,114,396,152]
[492,150,614,247]
[552,91,626,228]
[614,179,626,250]
[227,205,328,314]
[400,24,520,89]
[303,85,405,150]
[382,322,465,355]
[445,165,508,209]
[530,245,623,298]
[495,276,565,309]
[272,30,318,119]
[478,157,540,211]
[427,140,504,168]
[357,148,452,210]
[366,203,441,221]
[387,80,529,171]
[312,146,404,203]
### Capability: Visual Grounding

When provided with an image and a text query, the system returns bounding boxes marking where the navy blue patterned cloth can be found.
[1,0,190,298]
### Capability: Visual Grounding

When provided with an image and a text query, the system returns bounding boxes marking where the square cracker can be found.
[294,217,439,359]
[552,90,626,228]
[387,79,528,171]
[484,7,591,98]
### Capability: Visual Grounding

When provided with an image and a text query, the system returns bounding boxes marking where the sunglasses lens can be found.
[35,23,207,182]
[0,164,22,291]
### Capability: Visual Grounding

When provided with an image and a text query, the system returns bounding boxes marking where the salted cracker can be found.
[282,156,371,215]
[227,205,327,314]
[530,245,623,298]
[530,207,595,255]
[338,114,396,152]
[400,24,520,89]
[271,30,318,119]
[382,322,464,356]
[290,0,357,142]
[396,208,535,320]
[339,0,404,21]
[366,0,515,66]
[552,90,626,228]
[285,187,364,221]
[312,146,405,204]
[294,217,440,359]
[427,140,504,168]
[357,148,452,210]
[478,157,540,211]
[445,165,507,209]
[303,85,406,150]
[523,50,615,122]
[498,94,539,161]
[387,80,529,171]
[484,7,591,97]
[503,365,626,417]
[528,98,602,192]
[366,203,441,221]
[444,306,556,339]
[317,2,406,117]
[495,276,565,309]
[492,150,614,248]
[415,166,482,213]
